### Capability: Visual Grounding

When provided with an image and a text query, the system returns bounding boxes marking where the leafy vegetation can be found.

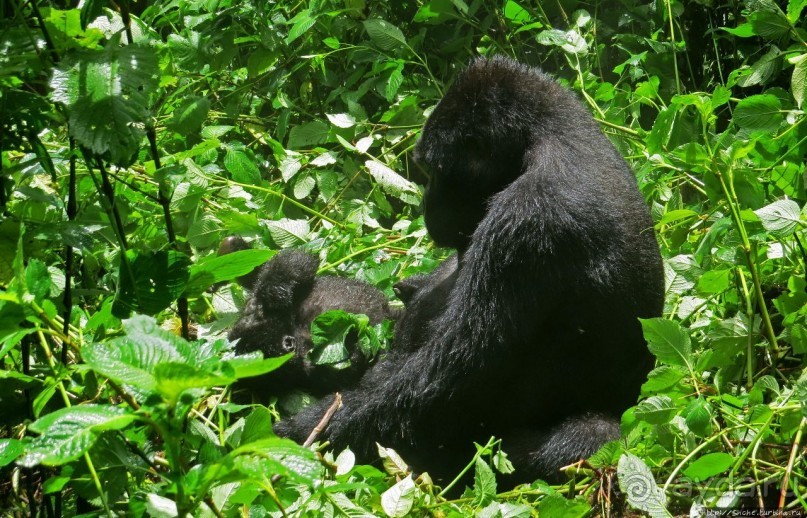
[1,0,806,516]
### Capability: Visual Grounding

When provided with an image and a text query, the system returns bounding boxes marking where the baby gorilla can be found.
[225,240,397,396]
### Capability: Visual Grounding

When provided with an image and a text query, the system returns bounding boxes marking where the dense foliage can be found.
[1,0,806,516]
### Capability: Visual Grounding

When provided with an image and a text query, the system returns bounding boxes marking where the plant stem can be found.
[779,417,806,509]
[712,163,779,354]
[147,129,190,339]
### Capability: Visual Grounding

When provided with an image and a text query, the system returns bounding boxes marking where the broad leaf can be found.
[19,405,136,467]
[733,94,782,133]
[363,19,407,51]
[634,395,677,425]
[50,44,158,165]
[185,248,274,295]
[113,250,191,318]
[683,452,735,482]
[381,475,416,517]
[365,160,420,205]
[641,318,693,367]
[472,459,497,506]
[754,199,802,238]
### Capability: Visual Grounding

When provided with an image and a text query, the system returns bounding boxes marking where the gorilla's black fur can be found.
[392,254,457,352]
[275,56,664,484]
[228,246,398,395]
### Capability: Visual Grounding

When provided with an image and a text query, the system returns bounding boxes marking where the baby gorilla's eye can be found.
[281,335,296,353]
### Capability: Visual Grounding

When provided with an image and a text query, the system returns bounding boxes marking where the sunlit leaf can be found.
[381,475,416,517]
[363,19,407,51]
[19,405,136,467]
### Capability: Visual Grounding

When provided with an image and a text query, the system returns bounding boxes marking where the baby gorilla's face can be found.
[229,285,369,397]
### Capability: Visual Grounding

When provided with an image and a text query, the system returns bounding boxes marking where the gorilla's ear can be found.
[253,250,319,311]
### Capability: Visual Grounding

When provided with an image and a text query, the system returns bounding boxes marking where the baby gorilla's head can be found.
[227,246,396,396]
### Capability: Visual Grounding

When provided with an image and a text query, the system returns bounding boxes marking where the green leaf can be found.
[82,315,196,394]
[754,199,802,238]
[711,85,731,108]
[240,407,277,445]
[750,375,780,405]
[493,448,514,474]
[247,48,278,78]
[224,149,261,185]
[365,160,420,205]
[285,10,316,44]
[154,362,233,402]
[796,369,807,417]
[25,259,51,301]
[231,438,323,484]
[641,318,692,367]
[635,395,677,425]
[788,0,807,23]
[145,494,178,517]
[385,65,404,102]
[50,45,158,165]
[618,453,671,518]
[736,48,782,88]
[200,125,234,139]
[186,213,222,249]
[292,174,316,199]
[326,113,356,129]
[684,398,712,437]
[167,96,210,134]
[279,156,303,181]
[733,94,782,133]
[536,29,588,55]
[363,19,407,51]
[722,23,755,37]
[377,444,410,476]
[334,448,356,475]
[478,501,533,518]
[112,250,191,318]
[646,105,678,153]
[310,310,370,366]
[414,0,457,23]
[538,493,592,518]
[19,405,136,467]
[265,219,310,247]
[504,0,531,23]
[224,352,293,379]
[641,365,687,395]
[657,209,698,227]
[473,458,497,506]
[288,120,330,149]
[748,7,790,40]
[792,54,807,109]
[683,452,735,482]
[697,268,732,295]
[587,441,622,469]
[185,248,274,295]
[0,439,25,467]
[380,475,416,517]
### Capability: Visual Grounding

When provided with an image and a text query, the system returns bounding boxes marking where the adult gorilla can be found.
[275,56,664,484]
